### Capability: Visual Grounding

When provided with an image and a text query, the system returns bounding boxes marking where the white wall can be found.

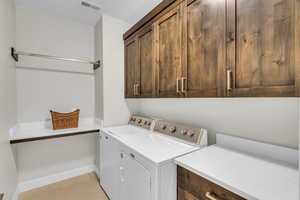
[95,17,104,120]
[16,69,95,122]
[15,7,97,182]
[136,98,299,149]
[101,15,138,127]
[0,0,18,199]
[16,7,95,74]
[16,134,96,182]
[16,7,96,122]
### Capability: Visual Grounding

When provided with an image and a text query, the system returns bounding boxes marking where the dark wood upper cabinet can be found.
[227,0,299,97]
[124,36,138,98]
[181,0,226,97]
[136,25,155,98]
[124,0,300,98]
[154,5,183,98]
[124,25,156,98]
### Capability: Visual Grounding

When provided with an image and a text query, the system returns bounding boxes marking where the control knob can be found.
[181,130,188,135]
[160,124,167,130]
[169,126,176,133]
[187,130,195,137]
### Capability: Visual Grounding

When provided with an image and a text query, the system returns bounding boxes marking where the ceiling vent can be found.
[81,1,101,11]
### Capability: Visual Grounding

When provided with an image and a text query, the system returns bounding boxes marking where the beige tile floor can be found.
[19,173,109,200]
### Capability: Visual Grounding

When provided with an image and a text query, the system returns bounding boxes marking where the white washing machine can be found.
[99,116,207,200]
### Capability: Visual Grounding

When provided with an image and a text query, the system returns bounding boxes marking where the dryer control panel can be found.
[154,121,206,145]
[128,115,154,130]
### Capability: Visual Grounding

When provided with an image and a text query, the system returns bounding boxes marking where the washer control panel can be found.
[154,121,205,144]
[128,115,154,130]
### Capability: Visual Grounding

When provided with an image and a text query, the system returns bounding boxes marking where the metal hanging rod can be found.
[11,48,101,70]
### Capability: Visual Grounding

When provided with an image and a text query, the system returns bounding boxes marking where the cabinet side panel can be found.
[158,162,177,200]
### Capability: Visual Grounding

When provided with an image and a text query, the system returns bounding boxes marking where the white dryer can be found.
[99,116,207,200]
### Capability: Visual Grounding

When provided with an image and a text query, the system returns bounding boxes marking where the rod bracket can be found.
[93,60,101,70]
[11,48,19,62]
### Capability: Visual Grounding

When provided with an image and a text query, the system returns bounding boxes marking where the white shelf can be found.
[10,118,102,144]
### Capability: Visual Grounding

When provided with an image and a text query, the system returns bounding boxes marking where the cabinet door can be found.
[227,0,297,97]
[136,25,155,98]
[125,36,139,98]
[154,5,183,97]
[120,153,151,200]
[100,133,120,200]
[182,0,226,97]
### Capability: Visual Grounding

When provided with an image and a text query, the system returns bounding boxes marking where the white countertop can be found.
[102,125,200,165]
[10,118,101,142]
[175,145,299,200]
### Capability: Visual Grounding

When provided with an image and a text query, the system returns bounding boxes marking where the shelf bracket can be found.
[11,48,18,62]
[93,60,101,70]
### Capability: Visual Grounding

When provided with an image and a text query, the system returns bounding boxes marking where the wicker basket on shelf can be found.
[50,109,80,130]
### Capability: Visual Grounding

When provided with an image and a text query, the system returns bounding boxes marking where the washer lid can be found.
[102,125,200,165]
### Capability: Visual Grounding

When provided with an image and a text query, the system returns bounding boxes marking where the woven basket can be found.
[50,109,80,130]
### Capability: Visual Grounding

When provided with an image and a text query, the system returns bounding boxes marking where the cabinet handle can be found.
[205,192,221,200]
[136,83,140,96]
[120,166,125,182]
[227,70,232,91]
[181,77,187,93]
[133,84,137,96]
[227,31,235,43]
[130,153,135,159]
[176,78,181,94]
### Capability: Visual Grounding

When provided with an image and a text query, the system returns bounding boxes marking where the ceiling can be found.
[15,0,162,26]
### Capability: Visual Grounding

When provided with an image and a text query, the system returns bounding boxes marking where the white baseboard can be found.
[95,167,100,179]
[11,187,20,200]
[17,165,97,193]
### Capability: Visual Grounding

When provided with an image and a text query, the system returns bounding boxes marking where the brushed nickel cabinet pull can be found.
[136,83,140,96]
[205,192,220,200]
[133,84,136,96]
[177,78,181,94]
[181,77,187,93]
[133,84,135,96]
[227,70,232,91]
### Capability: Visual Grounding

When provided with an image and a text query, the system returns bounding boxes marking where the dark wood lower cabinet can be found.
[177,167,246,200]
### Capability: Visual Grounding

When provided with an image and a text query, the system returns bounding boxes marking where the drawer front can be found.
[177,166,246,200]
